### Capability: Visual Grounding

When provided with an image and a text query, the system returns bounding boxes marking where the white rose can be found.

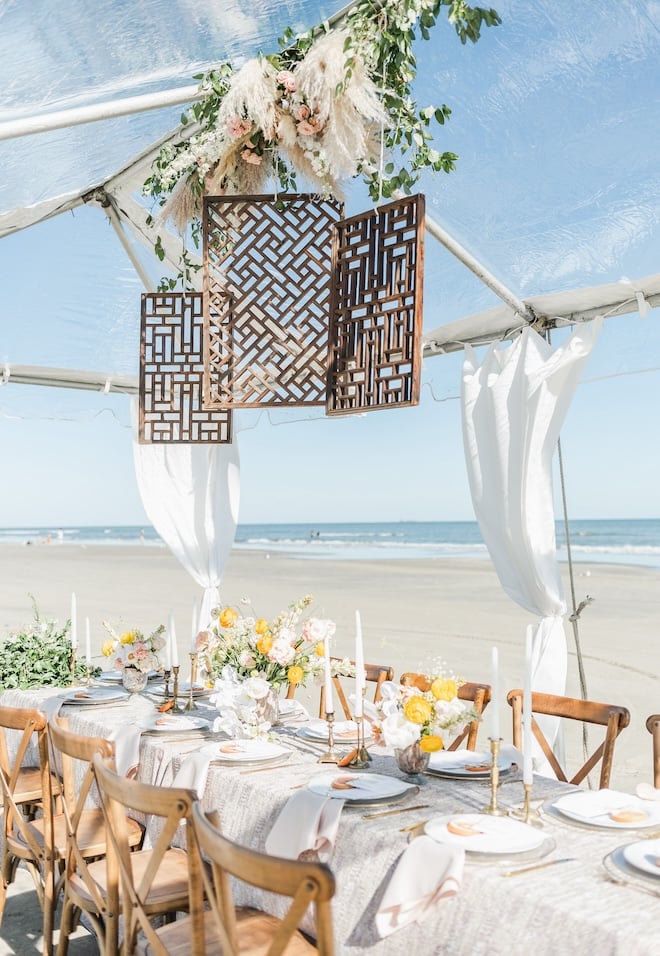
[243,676,271,700]
[239,650,257,669]
[381,712,420,750]
[305,618,336,642]
[268,637,296,666]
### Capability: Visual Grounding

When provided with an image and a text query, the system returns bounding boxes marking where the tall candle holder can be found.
[162,667,172,701]
[84,664,92,687]
[183,653,198,712]
[509,782,543,827]
[349,715,371,769]
[482,737,507,816]
[171,665,184,712]
[69,646,80,687]
[318,712,342,764]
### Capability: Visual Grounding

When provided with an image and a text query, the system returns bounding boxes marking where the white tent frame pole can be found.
[102,199,154,289]
[0,86,202,143]
[422,213,535,322]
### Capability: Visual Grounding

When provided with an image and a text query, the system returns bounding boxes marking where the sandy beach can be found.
[1,542,658,792]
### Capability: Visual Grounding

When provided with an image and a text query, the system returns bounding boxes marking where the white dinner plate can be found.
[621,839,660,878]
[97,669,160,683]
[278,699,307,720]
[308,772,414,803]
[151,682,208,698]
[138,715,209,733]
[427,749,512,778]
[61,687,127,706]
[552,790,660,829]
[425,813,545,855]
[199,739,290,763]
[297,719,370,743]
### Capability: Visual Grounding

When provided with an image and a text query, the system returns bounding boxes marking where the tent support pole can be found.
[102,199,154,289]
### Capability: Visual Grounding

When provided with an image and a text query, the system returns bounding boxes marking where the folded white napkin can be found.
[265,788,344,862]
[554,788,647,820]
[109,724,142,778]
[375,836,464,939]
[172,752,212,798]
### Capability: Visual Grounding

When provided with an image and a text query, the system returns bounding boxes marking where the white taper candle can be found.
[491,646,499,739]
[70,592,78,648]
[324,636,334,715]
[354,610,364,718]
[85,617,92,665]
[523,626,534,785]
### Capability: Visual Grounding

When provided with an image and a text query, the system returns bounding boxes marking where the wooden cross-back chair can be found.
[92,754,204,956]
[646,714,660,788]
[287,658,394,720]
[0,705,58,952]
[47,717,143,956]
[399,674,491,751]
[191,802,335,956]
[507,689,630,789]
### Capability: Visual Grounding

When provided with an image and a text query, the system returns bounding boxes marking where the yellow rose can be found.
[420,734,444,753]
[219,607,238,628]
[255,618,270,635]
[403,696,433,725]
[315,642,325,657]
[256,634,273,655]
[287,665,304,685]
[119,630,136,645]
[101,639,115,657]
[431,678,458,702]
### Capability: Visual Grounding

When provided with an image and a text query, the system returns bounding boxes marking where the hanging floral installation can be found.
[143,0,500,242]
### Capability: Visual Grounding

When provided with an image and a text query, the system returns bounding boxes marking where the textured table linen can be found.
[3,687,659,956]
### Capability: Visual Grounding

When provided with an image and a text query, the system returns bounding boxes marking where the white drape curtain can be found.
[461,319,602,705]
[132,406,240,631]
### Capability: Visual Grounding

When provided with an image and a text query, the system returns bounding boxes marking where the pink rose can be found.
[277,70,296,92]
[268,637,296,666]
[241,148,262,165]
[227,115,251,138]
[295,104,310,121]
[297,120,316,136]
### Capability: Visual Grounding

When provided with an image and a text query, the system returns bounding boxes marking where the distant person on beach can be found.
[140,528,146,544]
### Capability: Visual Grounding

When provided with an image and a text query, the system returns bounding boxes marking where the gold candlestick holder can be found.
[509,782,543,827]
[162,667,171,701]
[171,665,184,712]
[318,711,343,764]
[349,715,371,769]
[183,653,198,712]
[69,646,80,686]
[482,737,507,816]
[84,663,92,687]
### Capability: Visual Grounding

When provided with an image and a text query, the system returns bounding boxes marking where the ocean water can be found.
[0,519,659,568]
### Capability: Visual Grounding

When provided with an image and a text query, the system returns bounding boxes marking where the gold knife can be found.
[502,857,576,878]
[362,803,430,820]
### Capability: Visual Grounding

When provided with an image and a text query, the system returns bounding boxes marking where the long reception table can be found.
[2,686,659,956]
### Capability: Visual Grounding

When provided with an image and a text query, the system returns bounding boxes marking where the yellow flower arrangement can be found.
[376,666,479,753]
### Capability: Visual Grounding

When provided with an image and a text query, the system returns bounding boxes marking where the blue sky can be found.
[0,0,659,526]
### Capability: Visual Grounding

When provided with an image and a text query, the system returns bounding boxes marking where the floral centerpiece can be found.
[101,622,166,692]
[197,595,351,737]
[375,665,479,772]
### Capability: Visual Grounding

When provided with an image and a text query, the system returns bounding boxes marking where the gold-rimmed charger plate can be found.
[602,845,660,897]
[307,771,418,808]
[542,796,660,832]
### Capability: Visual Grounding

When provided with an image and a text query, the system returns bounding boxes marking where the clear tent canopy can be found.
[0,0,659,422]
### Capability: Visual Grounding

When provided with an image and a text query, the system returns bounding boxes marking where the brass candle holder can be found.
[171,665,184,712]
[84,663,92,687]
[162,667,171,701]
[482,737,507,816]
[348,714,371,769]
[69,646,80,686]
[183,653,198,712]
[509,782,543,827]
[318,711,342,764]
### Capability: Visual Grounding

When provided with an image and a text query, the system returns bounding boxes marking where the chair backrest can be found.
[191,803,335,955]
[399,674,491,751]
[646,714,660,788]
[310,659,394,719]
[506,689,630,789]
[92,754,204,956]
[0,705,54,861]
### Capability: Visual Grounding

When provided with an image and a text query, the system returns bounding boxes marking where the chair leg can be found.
[41,861,58,956]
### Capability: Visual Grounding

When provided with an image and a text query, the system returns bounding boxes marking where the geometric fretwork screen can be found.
[139,292,232,443]
[203,194,343,408]
[325,194,425,416]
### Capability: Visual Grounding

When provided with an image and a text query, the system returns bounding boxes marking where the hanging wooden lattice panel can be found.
[203,194,343,408]
[139,292,232,443]
[325,195,425,416]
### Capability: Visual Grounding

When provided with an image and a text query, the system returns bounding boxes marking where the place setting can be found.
[542,788,660,832]
[602,837,660,897]
[424,748,516,780]
[197,737,293,771]
[59,686,129,707]
[306,771,419,809]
